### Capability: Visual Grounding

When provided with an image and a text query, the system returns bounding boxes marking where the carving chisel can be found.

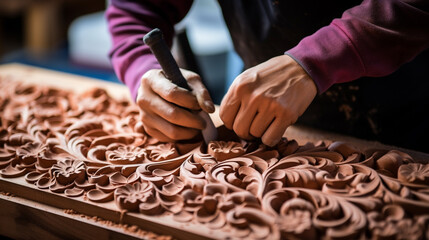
[143,28,218,144]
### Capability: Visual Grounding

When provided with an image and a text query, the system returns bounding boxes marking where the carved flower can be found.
[147,143,179,162]
[16,142,46,165]
[368,205,424,239]
[114,182,161,214]
[208,141,244,161]
[277,198,316,239]
[398,163,429,185]
[106,146,146,164]
[50,159,86,185]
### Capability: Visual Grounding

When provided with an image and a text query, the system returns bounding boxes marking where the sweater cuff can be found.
[286,23,365,93]
[123,55,161,101]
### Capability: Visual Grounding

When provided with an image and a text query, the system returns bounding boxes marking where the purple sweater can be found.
[106,0,429,99]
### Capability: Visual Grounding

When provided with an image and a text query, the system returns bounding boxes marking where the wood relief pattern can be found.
[1,78,428,239]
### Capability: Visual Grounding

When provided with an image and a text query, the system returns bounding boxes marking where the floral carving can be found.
[398,163,429,185]
[50,159,86,185]
[1,79,428,239]
[147,143,179,162]
[208,141,244,161]
[106,145,146,164]
[16,142,46,165]
[114,181,159,213]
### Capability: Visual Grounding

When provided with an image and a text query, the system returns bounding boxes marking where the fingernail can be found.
[204,101,215,113]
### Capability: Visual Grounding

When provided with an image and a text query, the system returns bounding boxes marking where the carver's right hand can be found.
[136,69,215,142]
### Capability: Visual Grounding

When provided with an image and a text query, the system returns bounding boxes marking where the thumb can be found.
[181,70,215,113]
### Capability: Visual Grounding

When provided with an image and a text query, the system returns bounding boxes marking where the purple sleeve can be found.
[106,0,193,100]
[286,0,429,93]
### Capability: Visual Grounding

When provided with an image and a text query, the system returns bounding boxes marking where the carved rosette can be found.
[207,141,245,161]
[1,79,428,239]
[106,145,146,164]
[147,143,179,162]
[16,142,46,165]
[114,181,161,214]
[398,163,429,185]
[50,159,86,185]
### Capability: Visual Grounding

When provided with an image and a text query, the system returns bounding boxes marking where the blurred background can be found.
[0,0,243,104]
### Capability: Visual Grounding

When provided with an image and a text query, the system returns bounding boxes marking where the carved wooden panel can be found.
[1,77,428,239]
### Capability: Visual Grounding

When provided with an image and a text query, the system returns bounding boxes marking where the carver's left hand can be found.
[220,54,317,146]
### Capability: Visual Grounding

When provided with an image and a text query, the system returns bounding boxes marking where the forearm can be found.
[287,0,429,93]
[106,0,192,100]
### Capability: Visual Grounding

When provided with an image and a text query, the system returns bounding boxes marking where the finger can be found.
[249,111,275,138]
[140,110,174,142]
[139,94,206,130]
[261,118,289,147]
[143,125,174,142]
[141,110,200,140]
[232,102,257,140]
[219,95,240,130]
[185,71,215,113]
[150,71,201,110]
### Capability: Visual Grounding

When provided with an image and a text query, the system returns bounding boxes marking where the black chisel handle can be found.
[143,28,191,91]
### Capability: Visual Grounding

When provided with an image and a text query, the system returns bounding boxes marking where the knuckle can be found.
[140,76,149,86]
[140,74,150,84]
[278,107,298,124]
[238,70,252,80]
[235,82,252,96]
[233,124,247,139]
[247,93,261,105]
[238,70,258,83]
[165,126,183,140]
[164,85,178,99]
[249,127,262,138]
[142,69,158,83]
[137,97,150,108]
[165,107,178,120]
[140,111,150,122]
[270,101,289,116]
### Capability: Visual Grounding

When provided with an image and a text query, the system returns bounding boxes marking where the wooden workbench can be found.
[0,63,428,239]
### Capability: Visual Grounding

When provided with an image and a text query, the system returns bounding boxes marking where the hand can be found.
[220,55,317,146]
[137,68,215,142]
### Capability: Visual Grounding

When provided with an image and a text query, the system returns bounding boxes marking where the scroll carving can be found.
[0,78,428,239]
